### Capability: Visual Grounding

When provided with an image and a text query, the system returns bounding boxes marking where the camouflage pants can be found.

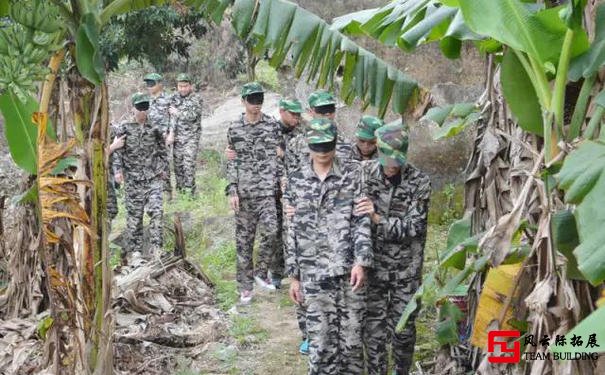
[303,275,366,375]
[124,178,164,254]
[161,148,172,194]
[296,302,308,340]
[235,196,279,292]
[269,192,284,279]
[364,277,419,375]
[173,129,200,194]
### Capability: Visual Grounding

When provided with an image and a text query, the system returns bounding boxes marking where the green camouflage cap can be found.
[241,82,264,98]
[308,91,336,108]
[143,73,163,81]
[131,92,151,106]
[355,115,385,140]
[306,118,337,144]
[176,73,192,82]
[279,98,303,113]
[376,123,409,166]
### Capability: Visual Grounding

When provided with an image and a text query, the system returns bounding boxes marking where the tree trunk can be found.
[33,48,113,375]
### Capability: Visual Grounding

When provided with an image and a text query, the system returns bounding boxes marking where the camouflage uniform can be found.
[226,110,283,293]
[113,95,167,254]
[362,124,431,375]
[171,91,203,194]
[269,116,305,281]
[147,90,172,194]
[284,119,372,375]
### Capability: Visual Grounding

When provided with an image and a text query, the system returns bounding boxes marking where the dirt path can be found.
[230,288,308,375]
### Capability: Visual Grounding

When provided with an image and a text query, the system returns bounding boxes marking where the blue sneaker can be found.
[299,339,309,355]
[271,277,282,289]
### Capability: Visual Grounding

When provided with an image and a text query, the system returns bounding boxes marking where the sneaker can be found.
[240,290,253,305]
[299,339,309,355]
[271,277,282,289]
[254,276,277,291]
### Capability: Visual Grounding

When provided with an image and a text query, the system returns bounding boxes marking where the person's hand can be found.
[354,197,380,223]
[165,132,175,146]
[289,278,303,305]
[277,146,285,158]
[115,172,124,184]
[169,106,179,116]
[229,194,240,212]
[285,204,295,219]
[350,264,366,292]
[280,177,287,192]
[109,135,125,153]
[224,146,237,160]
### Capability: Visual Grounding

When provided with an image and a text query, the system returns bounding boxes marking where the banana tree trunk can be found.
[35,49,113,375]
[460,55,601,375]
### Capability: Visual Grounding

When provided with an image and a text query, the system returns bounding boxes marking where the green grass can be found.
[230,314,269,347]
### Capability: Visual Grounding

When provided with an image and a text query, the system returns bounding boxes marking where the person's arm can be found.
[225,127,238,196]
[350,165,373,268]
[283,178,300,281]
[377,176,431,243]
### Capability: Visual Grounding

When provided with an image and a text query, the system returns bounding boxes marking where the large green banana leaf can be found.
[232,0,418,116]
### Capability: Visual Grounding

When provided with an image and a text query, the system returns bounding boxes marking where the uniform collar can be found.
[303,157,343,181]
[241,112,268,126]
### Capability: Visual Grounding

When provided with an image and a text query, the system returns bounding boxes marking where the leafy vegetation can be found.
[100,5,209,72]
[334,0,605,372]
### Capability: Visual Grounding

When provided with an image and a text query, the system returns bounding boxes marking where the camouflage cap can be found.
[131,92,151,105]
[279,98,303,113]
[176,73,192,82]
[306,118,337,144]
[241,82,264,98]
[376,123,409,166]
[308,91,336,108]
[143,73,163,81]
[355,115,385,140]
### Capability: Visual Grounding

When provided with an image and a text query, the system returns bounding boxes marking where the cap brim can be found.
[355,131,376,140]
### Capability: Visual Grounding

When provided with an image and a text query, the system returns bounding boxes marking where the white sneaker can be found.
[240,290,253,305]
[254,276,277,291]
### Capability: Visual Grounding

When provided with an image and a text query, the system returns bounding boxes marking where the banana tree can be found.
[0,0,423,373]
[334,0,605,373]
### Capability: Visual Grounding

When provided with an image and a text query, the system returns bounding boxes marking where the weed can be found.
[230,314,269,347]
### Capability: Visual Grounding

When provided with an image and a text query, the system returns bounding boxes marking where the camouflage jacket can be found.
[284,158,373,281]
[350,144,379,161]
[148,91,172,132]
[171,92,203,139]
[112,120,168,182]
[285,132,352,176]
[279,121,305,152]
[226,113,283,198]
[362,160,430,282]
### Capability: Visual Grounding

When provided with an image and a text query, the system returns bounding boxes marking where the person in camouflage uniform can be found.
[350,115,384,161]
[226,82,283,303]
[284,91,353,356]
[169,73,203,195]
[285,91,352,173]
[285,118,372,375]
[113,93,168,258]
[269,98,305,288]
[354,123,431,375]
[144,73,173,198]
